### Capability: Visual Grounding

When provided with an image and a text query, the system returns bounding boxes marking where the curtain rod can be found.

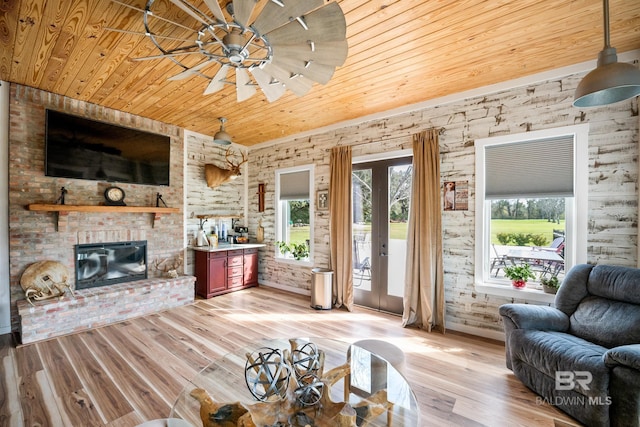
[327,127,445,151]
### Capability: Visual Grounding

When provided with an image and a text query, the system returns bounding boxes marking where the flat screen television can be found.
[45,109,171,186]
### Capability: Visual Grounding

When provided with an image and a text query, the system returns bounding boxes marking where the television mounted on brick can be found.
[45,109,170,186]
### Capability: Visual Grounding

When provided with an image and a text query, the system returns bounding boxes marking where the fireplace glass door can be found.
[75,241,147,290]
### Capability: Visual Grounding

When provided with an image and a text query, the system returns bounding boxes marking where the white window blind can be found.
[279,170,310,200]
[485,135,574,199]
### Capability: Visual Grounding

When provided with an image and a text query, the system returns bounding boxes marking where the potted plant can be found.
[540,275,561,294]
[503,263,536,289]
[275,241,309,261]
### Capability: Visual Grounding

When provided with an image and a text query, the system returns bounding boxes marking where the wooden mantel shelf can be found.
[27,203,179,214]
[27,204,180,231]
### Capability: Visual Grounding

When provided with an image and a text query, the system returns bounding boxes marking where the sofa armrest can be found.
[604,344,640,371]
[604,345,640,427]
[499,304,570,332]
[499,304,569,371]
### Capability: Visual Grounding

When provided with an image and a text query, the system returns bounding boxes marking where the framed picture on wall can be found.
[443,180,468,211]
[317,190,329,210]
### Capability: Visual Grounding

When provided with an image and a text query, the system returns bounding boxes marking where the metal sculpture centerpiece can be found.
[114,0,348,102]
[245,341,324,406]
[189,339,392,427]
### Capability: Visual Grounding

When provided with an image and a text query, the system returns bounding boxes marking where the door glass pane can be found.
[353,169,372,292]
[387,165,412,298]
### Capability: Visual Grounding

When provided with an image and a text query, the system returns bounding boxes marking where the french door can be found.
[352,157,412,314]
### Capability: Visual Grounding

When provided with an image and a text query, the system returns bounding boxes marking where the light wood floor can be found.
[0,286,581,426]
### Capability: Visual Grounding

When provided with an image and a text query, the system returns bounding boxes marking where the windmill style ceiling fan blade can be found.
[132,0,347,103]
[235,68,257,102]
[264,2,347,45]
[249,67,286,102]
[202,0,227,23]
[252,0,324,36]
[167,59,216,80]
[105,27,196,43]
[231,0,257,28]
[263,63,313,97]
[204,64,230,94]
[271,40,348,67]
[133,50,205,61]
[169,0,214,27]
[270,56,335,85]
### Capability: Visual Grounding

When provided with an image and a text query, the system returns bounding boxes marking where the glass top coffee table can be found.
[169,337,420,426]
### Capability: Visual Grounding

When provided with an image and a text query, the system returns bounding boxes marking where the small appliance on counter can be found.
[234,226,249,243]
[196,229,209,246]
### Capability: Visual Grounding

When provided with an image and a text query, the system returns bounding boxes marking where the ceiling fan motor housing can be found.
[223,29,248,64]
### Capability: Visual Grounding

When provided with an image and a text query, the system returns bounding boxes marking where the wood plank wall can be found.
[247,71,639,336]
[183,133,247,275]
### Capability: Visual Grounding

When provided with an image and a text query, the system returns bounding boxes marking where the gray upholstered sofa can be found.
[499,264,640,427]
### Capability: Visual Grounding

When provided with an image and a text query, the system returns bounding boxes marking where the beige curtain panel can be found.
[402,129,445,331]
[329,146,354,310]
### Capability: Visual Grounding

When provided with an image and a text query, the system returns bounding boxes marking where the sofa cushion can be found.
[588,265,640,305]
[510,329,609,397]
[555,264,594,315]
[570,296,640,348]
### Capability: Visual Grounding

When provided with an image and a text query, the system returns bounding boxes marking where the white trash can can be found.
[311,268,333,310]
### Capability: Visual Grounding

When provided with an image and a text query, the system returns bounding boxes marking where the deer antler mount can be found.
[205,148,248,188]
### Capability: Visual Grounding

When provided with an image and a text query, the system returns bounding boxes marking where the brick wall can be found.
[8,84,186,332]
[18,276,195,344]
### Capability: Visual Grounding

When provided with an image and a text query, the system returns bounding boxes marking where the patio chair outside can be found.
[547,238,565,277]
[490,244,509,277]
[353,237,371,287]
[536,237,565,278]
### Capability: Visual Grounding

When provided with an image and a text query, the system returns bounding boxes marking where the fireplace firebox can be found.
[75,241,147,290]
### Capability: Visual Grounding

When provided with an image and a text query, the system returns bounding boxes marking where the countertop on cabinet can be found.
[190,243,266,253]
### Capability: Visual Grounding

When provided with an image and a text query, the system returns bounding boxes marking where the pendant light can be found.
[213,117,232,145]
[573,0,640,108]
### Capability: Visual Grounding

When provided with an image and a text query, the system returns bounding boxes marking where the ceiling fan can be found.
[111,0,348,103]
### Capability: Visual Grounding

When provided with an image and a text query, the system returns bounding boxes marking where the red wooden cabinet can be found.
[243,248,259,286]
[195,248,259,298]
[195,251,226,298]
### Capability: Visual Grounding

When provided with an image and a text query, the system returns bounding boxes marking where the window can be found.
[474,125,589,301]
[275,165,314,264]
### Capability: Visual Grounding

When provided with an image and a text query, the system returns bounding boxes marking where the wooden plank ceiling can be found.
[1,0,639,146]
